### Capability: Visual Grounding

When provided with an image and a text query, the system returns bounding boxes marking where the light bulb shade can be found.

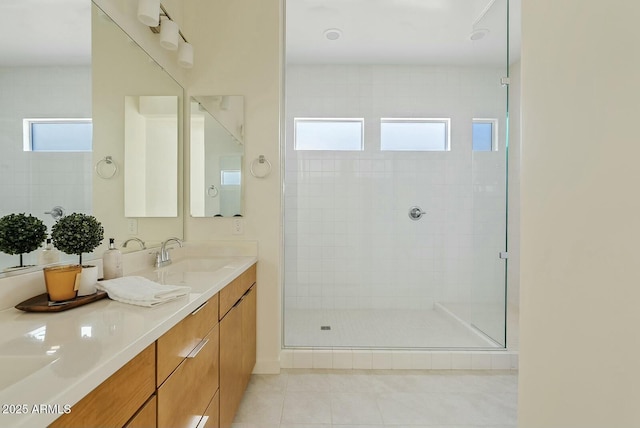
[160,19,180,50]
[178,41,194,68]
[137,0,160,27]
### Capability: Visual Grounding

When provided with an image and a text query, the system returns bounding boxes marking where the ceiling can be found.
[286,0,521,66]
[0,0,91,66]
[0,0,521,67]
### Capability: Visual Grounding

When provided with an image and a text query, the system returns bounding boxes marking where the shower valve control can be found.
[408,206,426,221]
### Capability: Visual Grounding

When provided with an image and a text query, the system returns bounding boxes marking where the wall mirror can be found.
[190,95,245,217]
[0,0,183,276]
[124,95,179,217]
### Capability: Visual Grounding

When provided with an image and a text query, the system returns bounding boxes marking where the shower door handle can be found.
[408,206,426,220]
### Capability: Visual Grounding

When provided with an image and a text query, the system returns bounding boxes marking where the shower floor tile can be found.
[284,308,499,349]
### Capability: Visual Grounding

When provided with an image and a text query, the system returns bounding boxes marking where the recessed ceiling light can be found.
[470,28,489,41]
[323,28,342,41]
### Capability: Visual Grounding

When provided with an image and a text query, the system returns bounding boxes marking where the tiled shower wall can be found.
[0,66,92,267]
[284,64,507,315]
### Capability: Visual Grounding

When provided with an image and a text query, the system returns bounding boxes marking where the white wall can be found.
[284,64,508,337]
[518,0,640,426]
[183,0,281,373]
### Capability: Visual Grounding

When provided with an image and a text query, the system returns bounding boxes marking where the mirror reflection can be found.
[190,96,245,217]
[124,95,178,217]
[0,0,92,272]
[0,1,184,275]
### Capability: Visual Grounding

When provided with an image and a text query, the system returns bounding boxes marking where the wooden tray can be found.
[15,291,108,312]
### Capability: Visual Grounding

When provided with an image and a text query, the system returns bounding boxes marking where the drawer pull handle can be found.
[190,301,208,316]
[187,338,209,359]
[195,415,209,428]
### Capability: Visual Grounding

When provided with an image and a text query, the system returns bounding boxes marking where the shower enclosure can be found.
[283,0,509,349]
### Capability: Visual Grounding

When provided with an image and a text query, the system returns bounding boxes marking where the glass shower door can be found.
[467,0,509,347]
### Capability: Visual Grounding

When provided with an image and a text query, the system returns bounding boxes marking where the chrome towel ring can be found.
[250,155,272,178]
[207,185,219,197]
[95,156,118,179]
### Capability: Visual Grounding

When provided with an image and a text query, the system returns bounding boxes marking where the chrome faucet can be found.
[122,237,146,250]
[156,237,183,267]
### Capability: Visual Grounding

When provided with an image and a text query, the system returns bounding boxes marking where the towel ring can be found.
[207,185,219,198]
[95,156,118,179]
[250,155,272,178]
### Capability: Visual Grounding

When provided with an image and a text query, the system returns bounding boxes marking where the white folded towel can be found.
[96,276,191,307]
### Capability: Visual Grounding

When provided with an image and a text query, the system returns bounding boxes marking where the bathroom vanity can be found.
[0,252,257,428]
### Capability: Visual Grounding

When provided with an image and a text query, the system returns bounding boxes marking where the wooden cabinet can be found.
[219,264,256,319]
[219,302,243,428]
[241,285,257,390]
[157,294,219,386]
[219,265,257,428]
[158,325,219,428]
[125,396,157,428]
[49,262,256,428]
[157,293,220,428]
[49,343,156,428]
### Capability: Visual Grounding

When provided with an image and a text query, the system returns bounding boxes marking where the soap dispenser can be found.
[37,237,59,265]
[103,238,123,280]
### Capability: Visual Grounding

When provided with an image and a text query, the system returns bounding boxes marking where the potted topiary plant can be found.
[0,213,47,270]
[51,213,104,296]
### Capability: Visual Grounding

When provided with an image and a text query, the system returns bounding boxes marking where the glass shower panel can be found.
[469,0,509,347]
[283,0,509,350]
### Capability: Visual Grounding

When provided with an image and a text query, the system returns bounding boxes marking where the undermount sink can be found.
[155,258,235,273]
[0,355,56,391]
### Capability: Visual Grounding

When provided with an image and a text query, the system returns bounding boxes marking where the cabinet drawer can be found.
[197,389,219,428]
[219,303,242,428]
[157,294,219,385]
[125,395,156,428]
[219,263,256,319]
[241,284,257,388]
[49,343,155,428]
[158,324,220,428]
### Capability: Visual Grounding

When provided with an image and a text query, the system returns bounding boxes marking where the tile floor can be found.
[232,368,518,427]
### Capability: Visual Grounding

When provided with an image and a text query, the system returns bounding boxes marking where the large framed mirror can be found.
[190,95,245,217]
[0,0,184,276]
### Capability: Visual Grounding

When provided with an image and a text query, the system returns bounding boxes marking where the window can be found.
[294,118,364,151]
[380,118,450,151]
[221,170,241,185]
[23,118,92,152]
[472,118,498,151]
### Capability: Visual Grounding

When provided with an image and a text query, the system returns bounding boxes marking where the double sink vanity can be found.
[0,245,257,428]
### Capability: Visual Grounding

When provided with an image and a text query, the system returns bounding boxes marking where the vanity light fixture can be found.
[137,0,161,27]
[160,17,179,50]
[178,40,194,68]
[138,2,195,68]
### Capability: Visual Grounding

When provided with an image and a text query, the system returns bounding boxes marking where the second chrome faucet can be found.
[156,237,183,267]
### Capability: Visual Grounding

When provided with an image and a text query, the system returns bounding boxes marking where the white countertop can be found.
[0,255,257,428]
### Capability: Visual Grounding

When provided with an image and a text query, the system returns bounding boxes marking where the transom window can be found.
[23,118,92,152]
[294,118,364,151]
[380,118,450,151]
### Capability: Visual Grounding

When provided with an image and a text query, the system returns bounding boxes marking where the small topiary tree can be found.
[51,213,104,265]
[0,213,48,267]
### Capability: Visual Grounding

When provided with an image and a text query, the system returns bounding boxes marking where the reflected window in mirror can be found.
[23,118,93,152]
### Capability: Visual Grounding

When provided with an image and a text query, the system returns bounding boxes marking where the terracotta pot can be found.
[43,265,82,302]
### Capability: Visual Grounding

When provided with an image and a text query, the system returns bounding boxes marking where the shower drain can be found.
[320,326,331,331]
